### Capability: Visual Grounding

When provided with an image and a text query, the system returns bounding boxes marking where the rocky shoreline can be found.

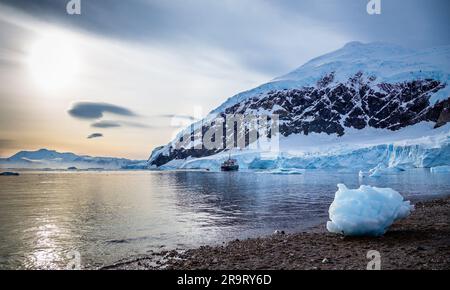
[104,197,450,270]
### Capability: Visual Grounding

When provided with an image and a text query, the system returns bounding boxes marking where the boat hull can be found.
[221,165,239,172]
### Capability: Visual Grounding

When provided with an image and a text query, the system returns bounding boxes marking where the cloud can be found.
[0,139,14,148]
[91,120,151,129]
[87,133,103,139]
[91,120,122,128]
[68,102,136,120]
[2,0,449,76]
[0,139,15,156]
[157,114,198,121]
[121,121,151,129]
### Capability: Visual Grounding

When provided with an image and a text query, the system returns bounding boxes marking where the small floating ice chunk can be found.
[358,170,368,178]
[368,164,387,177]
[268,168,304,175]
[368,164,405,177]
[430,165,450,173]
[326,184,414,237]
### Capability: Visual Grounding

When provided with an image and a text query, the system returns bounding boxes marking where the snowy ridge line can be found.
[216,42,450,112]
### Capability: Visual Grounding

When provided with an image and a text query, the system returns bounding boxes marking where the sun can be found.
[27,33,81,91]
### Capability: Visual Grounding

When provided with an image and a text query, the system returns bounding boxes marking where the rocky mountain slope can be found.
[148,42,450,169]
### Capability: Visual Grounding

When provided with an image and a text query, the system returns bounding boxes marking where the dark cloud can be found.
[121,121,151,129]
[91,120,122,128]
[68,102,136,120]
[91,120,151,129]
[87,133,103,139]
[3,0,449,76]
[158,114,198,121]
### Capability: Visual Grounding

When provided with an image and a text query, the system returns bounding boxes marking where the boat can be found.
[221,158,239,171]
[0,172,19,176]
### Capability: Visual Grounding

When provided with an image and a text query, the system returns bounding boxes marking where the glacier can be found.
[326,184,414,237]
[166,122,450,172]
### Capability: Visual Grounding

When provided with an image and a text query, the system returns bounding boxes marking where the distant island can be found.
[0,148,147,170]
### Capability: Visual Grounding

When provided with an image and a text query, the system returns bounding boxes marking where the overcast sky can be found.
[0,0,449,159]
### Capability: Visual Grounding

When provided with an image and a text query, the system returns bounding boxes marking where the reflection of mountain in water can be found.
[166,171,331,231]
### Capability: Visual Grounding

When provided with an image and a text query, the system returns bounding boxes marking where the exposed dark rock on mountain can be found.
[224,74,447,137]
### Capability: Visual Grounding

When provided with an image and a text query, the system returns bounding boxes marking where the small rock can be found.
[274,230,285,235]
[322,258,329,264]
[417,246,426,251]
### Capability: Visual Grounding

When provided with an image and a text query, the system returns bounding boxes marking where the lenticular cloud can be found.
[326,184,414,237]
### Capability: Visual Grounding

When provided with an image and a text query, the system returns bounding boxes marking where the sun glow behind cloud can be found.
[27,31,82,92]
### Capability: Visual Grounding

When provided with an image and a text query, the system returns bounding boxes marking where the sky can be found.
[0,0,449,159]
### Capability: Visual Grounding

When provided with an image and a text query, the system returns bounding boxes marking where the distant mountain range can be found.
[0,149,147,170]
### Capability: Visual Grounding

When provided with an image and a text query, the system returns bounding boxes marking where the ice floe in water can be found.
[367,164,405,178]
[430,165,450,173]
[327,184,414,237]
[263,168,305,175]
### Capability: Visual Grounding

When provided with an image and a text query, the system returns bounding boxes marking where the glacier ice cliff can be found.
[173,125,450,172]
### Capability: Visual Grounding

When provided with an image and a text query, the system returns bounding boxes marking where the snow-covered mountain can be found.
[0,149,146,170]
[148,42,450,171]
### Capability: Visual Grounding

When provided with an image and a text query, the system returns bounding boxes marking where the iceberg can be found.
[368,164,405,177]
[326,184,414,237]
[430,165,450,173]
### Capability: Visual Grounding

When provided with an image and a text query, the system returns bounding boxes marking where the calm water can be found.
[0,169,449,269]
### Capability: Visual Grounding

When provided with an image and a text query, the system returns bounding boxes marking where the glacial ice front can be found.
[326,184,414,237]
[150,123,450,172]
